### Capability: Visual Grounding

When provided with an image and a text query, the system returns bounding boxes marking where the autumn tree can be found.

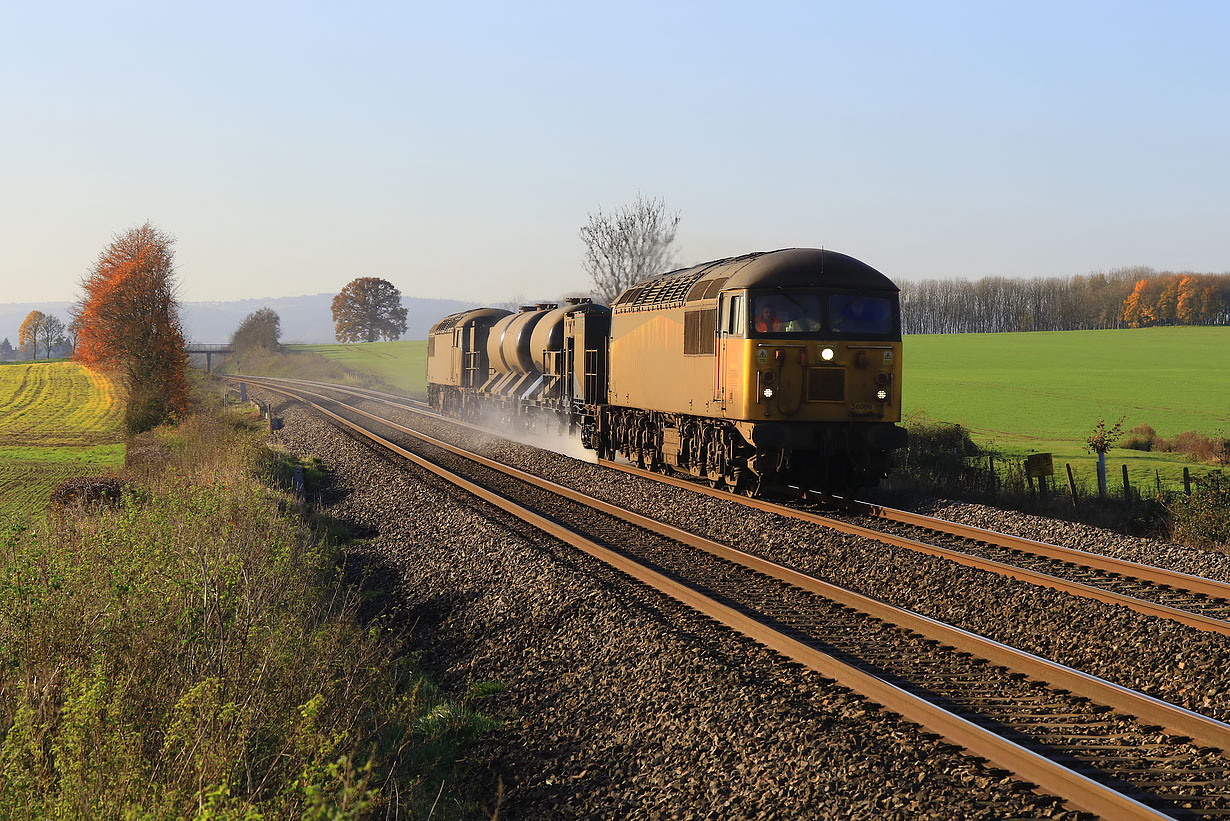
[75,223,189,433]
[231,307,282,353]
[19,311,45,359]
[331,277,408,343]
[580,193,681,304]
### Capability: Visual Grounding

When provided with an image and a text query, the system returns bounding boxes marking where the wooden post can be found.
[1122,464,1131,500]
[1184,467,1192,495]
[1038,473,1048,499]
[1155,470,1161,494]
[1066,463,1078,508]
[1027,473,1036,495]
[988,454,995,487]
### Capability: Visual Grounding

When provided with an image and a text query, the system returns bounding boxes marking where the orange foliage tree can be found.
[75,223,189,432]
[18,310,45,359]
[331,277,408,343]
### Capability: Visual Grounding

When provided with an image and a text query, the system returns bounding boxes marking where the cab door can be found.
[715,295,728,409]
[715,293,744,415]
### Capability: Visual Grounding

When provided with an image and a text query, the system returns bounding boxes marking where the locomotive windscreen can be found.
[828,294,895,335]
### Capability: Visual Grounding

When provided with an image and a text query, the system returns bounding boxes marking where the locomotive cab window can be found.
[829,294,895,335]
[751,293,822,335]
[724,294,744,336]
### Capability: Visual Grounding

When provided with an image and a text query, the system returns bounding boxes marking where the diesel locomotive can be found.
[426,248,906,495]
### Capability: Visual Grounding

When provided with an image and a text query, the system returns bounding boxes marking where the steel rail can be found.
[237,377,1184,820]
[862,501,1230,601]
[602,459,1230,638]
[235,374,1230,638]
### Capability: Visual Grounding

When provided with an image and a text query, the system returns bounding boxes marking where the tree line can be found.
[899,268,1230,334]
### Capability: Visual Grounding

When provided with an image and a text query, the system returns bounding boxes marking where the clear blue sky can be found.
[2,1,1227,304]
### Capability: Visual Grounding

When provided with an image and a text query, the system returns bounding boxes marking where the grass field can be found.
[904,326,1230,488]
[289,340,427,395]
[0,361,125,517]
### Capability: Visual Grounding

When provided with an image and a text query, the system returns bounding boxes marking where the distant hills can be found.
[0,294,479,346]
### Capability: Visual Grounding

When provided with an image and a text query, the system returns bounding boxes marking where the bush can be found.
[1119,423,1158,451]
[894,421,991,492]
[1171,471,1230,548]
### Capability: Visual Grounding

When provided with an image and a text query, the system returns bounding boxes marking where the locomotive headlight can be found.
[763,387,774,399]
[876,389,888,400]
[821,347,835,361]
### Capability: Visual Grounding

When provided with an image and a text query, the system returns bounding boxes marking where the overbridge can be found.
[185,343,232,373]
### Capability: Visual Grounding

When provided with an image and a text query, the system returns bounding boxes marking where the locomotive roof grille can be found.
[612,249,896,314]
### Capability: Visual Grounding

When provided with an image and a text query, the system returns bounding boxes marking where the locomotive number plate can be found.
[850,402,875,415]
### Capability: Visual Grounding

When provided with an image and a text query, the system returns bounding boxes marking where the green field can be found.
[904,326,1230,488]
[0,361,125,516]
[289,340,427,395]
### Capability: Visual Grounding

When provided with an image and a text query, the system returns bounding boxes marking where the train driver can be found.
[754,303,781,333]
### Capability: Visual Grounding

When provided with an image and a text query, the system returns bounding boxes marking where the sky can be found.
[2,1,1228,305]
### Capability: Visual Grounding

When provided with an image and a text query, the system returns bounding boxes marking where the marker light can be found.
[821,347,835,361]
[763,387,774,398]
[876,389,888,400]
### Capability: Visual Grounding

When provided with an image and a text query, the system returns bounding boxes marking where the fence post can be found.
[1066,463,1078,508]
[1184,467,1192,495]
[1122,464,1131,501]
[1027,473,1036,495]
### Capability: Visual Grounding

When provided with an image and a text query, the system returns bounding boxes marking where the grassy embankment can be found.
[0,361,125,518]
[0,375,499,817]
[904,326,1230,489]
[289,342,427,396]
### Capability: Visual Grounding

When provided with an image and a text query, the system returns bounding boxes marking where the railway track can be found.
[234,375,1230,819]
[236,375,1230,639]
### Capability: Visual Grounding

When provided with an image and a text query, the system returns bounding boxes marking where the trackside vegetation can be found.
[0,399,498,818]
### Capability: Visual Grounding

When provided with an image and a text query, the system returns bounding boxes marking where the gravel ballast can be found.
[263,395,1077,819]
[330,395,1230,727]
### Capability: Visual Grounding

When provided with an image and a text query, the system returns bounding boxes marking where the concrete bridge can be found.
[185,343,233,373]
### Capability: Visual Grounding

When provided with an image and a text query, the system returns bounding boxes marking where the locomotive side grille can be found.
[683,309,717,355]
[806,368,845,401]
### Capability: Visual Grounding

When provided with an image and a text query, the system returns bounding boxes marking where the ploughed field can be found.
[0,361,124,516]
[905,326,1230,489]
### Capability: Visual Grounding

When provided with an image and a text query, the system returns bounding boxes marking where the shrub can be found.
[1119,423,1158,451]
[1171,471,1230,548]
[894,421,990,491]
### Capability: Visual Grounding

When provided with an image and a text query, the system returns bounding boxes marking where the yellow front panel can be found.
[725,339,903,423]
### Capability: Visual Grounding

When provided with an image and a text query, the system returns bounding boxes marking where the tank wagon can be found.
[426,248,906,495]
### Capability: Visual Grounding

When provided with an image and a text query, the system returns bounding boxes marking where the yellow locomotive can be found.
[426,248,905,495]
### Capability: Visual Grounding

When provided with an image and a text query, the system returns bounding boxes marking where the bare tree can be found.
[39,314,64,359]
[580,193,680,304]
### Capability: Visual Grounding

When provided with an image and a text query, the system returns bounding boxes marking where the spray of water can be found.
[472,405,598,464]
